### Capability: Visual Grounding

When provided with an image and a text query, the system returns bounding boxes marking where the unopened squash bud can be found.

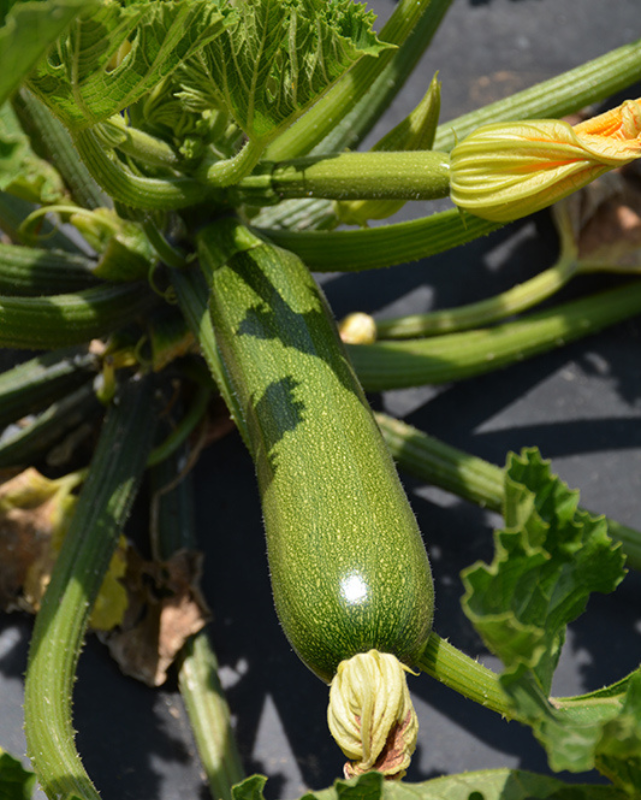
[327,650,418,780]
[338,312,377,345]
[450,98,641,223]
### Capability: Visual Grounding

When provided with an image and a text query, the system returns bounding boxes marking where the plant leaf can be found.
[233,769,626,800]
[0,103,29,189]
[0,747,36,800]
[461,448,638,781]
[0,102,67,203]
[231,775,269,800]
[0,0,92,108]
[27,0,230,130]
[385,769,625,800]
[500,668,618,773]
[462,447,626,695]
[594,671,641,795]
[498,666,641,783]
[178,0,391,142]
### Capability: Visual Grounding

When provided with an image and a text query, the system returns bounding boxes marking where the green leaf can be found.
[0,0,92,107]
[594,672,641,795]
[461,448,639,781]
[0,104,28,188]
[235,770,626,800]
[0,748,36,800]
[334,772,383,800]
[231,775,269,800]
[462,447,626,694]
[500,669,618,773]
[178,0,391,142]
[497,666,641,782]
[27,0,230,130]
[0,102,66,203]
[384,770,625,800]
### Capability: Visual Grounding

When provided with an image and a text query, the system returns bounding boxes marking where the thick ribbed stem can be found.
[24,376,158,800]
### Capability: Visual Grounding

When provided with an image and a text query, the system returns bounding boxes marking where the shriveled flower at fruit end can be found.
[450,98,641,223]
[327,650,418,780]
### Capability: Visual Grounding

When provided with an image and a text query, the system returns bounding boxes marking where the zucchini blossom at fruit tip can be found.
[327,650,418,780]
[449,98,641,223]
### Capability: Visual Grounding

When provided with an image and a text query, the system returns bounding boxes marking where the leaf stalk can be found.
[349,281,641,391]
[261,208,499,271]
[375,413,641,572]
[73,129,211,211]
[23,376,158,800]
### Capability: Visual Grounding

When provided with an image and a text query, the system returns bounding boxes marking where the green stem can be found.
[0,283,156,349]
[18,204,117,245]
[178,633,246,800]
[24,375,158,800]
[348,280,641,391]
[12,89,109,210]
[375,412,504,511]
[260,208,498,271]
[142,219,188,270]
[418,633,513,718]
[237,151,450,204]
[266,0,449,160]
[0,382,99,470]
[151,441,245,800]
[73,129,211,211]
[314,1,453,155]
[0,346,99,430]
[147,382,212,467]
[99,117,182,169]
[433,36,641,153]
[377,257,578,338]
[0,243,100,296]
[171,266,251,449]
[250,197,337,233]
[258,36,641,233]
[418,633,627,723]
[375,413,641,571]
[197,138,266,189]
[0,191,84,253]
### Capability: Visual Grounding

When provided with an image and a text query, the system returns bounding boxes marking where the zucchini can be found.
[198,218,434,684]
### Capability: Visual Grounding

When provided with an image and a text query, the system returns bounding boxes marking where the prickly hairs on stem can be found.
[327,650,419,780]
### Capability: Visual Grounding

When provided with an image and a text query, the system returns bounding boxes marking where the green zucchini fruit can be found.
[199,218,434,683]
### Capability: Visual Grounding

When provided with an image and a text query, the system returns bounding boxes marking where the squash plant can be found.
[1,0,641,798]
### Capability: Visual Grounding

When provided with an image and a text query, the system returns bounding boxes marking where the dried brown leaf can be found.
[99,548,210,686]
[0,468,76,611]
[556,164,641,269]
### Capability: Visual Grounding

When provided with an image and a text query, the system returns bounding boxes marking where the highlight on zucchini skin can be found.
[199,218,435,685]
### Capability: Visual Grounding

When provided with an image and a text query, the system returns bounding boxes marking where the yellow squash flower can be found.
[450,98,641,222]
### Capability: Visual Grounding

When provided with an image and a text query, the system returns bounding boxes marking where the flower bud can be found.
[327,650,418,780]
[338,312,377,345]
[450,98,641,223]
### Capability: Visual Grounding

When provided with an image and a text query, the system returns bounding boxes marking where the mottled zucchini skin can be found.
[200,218,434,684]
